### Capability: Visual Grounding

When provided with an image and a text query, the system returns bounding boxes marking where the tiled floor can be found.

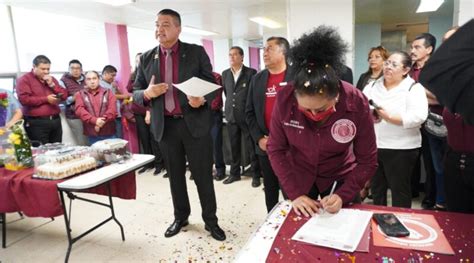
[1,168,423,262]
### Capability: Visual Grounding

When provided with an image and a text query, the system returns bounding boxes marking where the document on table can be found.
[292,209,373,252]
[173,77,221,97]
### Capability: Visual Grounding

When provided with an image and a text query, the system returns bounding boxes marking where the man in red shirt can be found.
[246,36,292,212]
[17,55,67,144]
[75,71,117,145]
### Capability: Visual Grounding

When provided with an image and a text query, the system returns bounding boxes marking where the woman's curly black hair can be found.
[290,25,348,98]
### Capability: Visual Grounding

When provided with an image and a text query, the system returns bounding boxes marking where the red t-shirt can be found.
[264,71,286,130]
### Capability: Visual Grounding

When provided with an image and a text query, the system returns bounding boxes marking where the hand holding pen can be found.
[320,181,343,214]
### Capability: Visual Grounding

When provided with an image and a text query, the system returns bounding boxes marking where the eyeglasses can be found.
[383,60,401,69]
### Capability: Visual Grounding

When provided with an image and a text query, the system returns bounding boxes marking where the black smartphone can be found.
[373,213,410,237]
[369,99,382,109]
[56,93,63,99]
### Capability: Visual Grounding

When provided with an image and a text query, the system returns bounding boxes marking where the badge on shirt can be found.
[154,53,159,60]
[243,83,246,88]
[331,119,357,143]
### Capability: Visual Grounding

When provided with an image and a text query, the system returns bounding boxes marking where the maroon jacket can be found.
[74,87,117,136]
[17,71,68,117]
[267,81,378,204]
[443,108,474,153]
[61,73,86,119]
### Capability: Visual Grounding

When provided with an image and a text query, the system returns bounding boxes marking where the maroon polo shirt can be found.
[160,42,182,115]
[443,108,474,153]
[74,86,117,136]
[267,81,378,204]
[16,71,68,117]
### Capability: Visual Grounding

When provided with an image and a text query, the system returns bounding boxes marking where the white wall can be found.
[454,0,474,26]
[286,0,354,69]
[212,38,231,74]
[354,23,381,85]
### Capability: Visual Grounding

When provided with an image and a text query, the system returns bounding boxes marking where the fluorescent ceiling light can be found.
[416,0,444,13]
[249,17,282,29]
[94,0,134,7]
[182,26,218,36]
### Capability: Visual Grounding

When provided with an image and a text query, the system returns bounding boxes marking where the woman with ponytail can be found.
[267,26,378,216]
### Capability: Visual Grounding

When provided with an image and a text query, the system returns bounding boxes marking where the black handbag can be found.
[424,110,447,137]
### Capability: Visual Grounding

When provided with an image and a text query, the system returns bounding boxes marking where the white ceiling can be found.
[1,0,454,43]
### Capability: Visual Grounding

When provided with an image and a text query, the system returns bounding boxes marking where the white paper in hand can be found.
[173,77,221,97]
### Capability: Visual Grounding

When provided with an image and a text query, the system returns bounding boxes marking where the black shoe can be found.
[164,219,189,238]
[153,165,164,175]
[214,173,226,181]
[163,172,169,178]
[421,200,435,210]
[223,175,240,184]
[138,166,150,174]
[251,177,261,188]
[205,224,226,241]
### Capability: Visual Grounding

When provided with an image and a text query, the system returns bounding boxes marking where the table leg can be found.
[107,183,125,241]
[59,190,73,263]
[1,212,6,248]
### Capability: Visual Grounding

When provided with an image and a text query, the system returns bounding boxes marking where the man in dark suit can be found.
[221,46,261,187]
[246,37,292,212]
[133,9,225,241]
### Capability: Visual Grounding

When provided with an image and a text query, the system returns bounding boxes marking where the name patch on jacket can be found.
[331,119,356,143]
[283,120,304,129]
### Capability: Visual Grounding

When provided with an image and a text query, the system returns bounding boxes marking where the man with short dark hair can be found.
[100,65,129,139]
[246,36,291,212]
[221,46,260,186]
[133,8,225,241]
[60,59,88,146]
[410,33,445,210]
[17,55,67,144]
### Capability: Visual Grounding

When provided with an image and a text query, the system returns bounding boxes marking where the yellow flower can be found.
[13,139,21,145]
[8,133,20,141]
[0,128,5,136]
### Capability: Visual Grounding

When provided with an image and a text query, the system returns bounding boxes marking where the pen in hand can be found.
[321,181,337,214]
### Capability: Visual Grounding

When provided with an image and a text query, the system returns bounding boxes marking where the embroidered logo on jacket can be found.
[331,119,356,143]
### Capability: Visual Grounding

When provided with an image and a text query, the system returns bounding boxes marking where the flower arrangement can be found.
[0,92,8,107]
[4,120,33,170]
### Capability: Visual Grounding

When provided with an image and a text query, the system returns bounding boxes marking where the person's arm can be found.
[245,76,266,144]
[267,98,303,201]
[17,77,49,107]
[133,56,149,106]
[104,90,118,122]
[74,92,97,125]
[399,83,429,128]
[5,91,22,128]
[51,78,68,101]
[334,98,378,204]
[199,46,217,106]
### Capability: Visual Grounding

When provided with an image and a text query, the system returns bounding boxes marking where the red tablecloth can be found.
[267,204,474,262]
[0,168,136,218]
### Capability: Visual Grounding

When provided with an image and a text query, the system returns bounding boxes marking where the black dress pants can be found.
[24,117,62,145]
[228,120,260,178]
[135,114,163,168]
[444,149,474,213]
[372,148,420,208]
[159,117,218,227]
[258,154,285,212]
